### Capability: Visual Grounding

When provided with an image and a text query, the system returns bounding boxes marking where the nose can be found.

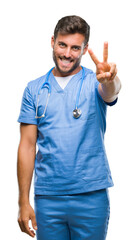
[64,47,71,59]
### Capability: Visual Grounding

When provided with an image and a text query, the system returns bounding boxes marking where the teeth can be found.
[62,60,71,64]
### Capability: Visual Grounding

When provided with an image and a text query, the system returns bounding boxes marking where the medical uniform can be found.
[18,67,117,240]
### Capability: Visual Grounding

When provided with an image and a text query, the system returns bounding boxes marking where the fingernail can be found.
[34,226,37,230]
[106,73,110,77]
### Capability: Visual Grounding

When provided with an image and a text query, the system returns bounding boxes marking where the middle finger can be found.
[103,42,108,63]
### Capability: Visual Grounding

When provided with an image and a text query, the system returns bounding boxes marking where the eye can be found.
[59,42,66,48]
[72,46,81,51]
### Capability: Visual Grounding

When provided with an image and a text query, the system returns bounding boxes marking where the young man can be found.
[17,15,121,240]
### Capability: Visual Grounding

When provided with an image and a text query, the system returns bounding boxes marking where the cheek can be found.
[70,51,82,60]
[54,46,64,56]
[75,52,83,60]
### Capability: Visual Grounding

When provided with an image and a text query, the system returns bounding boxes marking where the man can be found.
[17,15,121,240]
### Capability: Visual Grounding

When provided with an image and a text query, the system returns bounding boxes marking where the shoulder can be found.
[83,66,94,76]
[27,74,47,95]
[83,66,97,82]
[82,66,98,89]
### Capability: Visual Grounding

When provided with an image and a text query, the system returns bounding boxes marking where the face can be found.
[51,33,88,77]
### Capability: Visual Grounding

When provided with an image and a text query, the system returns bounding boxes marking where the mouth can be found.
[59,57,74,67]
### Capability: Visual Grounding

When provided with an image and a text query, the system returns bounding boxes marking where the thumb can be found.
[31,214,37,230]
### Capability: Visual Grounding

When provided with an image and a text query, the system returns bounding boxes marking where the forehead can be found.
[55,33,85,46]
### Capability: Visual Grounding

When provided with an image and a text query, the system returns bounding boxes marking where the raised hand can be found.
[88,42,117,83]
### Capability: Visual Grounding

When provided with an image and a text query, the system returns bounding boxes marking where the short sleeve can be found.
[104,98,118,106]
[18,85,37,125]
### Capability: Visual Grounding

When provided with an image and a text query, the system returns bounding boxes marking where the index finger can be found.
[88,48,100,65]
[23,220,35,237]
[103,42,108,63]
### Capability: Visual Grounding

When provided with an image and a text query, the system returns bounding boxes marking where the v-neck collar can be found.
[50,68,83,93]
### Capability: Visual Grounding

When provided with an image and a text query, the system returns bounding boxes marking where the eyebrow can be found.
[58,41,81,49]
[58,41,66,45]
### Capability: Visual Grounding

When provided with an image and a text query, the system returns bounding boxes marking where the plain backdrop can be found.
[0,0,138,239]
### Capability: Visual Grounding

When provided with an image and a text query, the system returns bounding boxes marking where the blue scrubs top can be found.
[18,67,117,195]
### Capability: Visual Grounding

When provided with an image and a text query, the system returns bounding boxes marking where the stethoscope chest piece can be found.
[73,108,82,119]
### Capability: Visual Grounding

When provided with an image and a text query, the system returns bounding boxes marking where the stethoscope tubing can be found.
[75,66,84,109]
[35,66,85,119]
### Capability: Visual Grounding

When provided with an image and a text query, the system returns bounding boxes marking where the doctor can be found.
[17,15,121,240]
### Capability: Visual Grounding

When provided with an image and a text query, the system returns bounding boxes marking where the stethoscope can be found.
[35,66,85,119]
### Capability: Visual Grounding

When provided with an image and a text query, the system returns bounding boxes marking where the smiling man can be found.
[52,33,87,76]
[17,15,121,240]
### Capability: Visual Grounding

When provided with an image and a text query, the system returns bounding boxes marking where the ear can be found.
[51,36,55,48]
[83,43,88,55]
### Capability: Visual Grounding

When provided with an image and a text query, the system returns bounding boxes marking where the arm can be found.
[17,123,37,238]
[88,42,121,102]
[98,75,121,103]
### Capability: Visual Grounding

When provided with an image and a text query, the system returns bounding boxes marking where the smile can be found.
[59,57,74,67]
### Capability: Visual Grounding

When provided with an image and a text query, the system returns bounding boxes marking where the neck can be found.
[52,66,82,77]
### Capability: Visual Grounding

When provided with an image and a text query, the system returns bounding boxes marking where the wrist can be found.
[18,195,30,207]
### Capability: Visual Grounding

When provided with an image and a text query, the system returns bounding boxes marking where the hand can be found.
[88,42,117,84]
[18,204,37,238]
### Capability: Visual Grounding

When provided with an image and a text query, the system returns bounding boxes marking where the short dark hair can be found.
[54,15,90,46]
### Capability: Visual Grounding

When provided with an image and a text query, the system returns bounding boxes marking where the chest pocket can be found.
[35,88,50,119]
[36,88,64,125]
